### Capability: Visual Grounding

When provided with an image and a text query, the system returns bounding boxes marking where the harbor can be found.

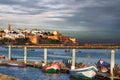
[0,0,120,79]
[0,45,120,80]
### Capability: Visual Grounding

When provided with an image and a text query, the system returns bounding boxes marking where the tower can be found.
[8,24,11,31]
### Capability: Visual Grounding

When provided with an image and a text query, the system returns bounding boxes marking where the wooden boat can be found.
[11,57,17,61]
[42,62,61,73]
[76,49,81,53]
[96,59,110,73]
[114,66,120,77]
[62,58,72,68]
[65,49,70,52]
[70,66,98,80]
[0,55,5,59]
[6,61,26,67]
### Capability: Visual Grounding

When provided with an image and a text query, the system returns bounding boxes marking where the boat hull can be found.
[43,68,60,73]
[7,62,26,67]
[70,75,92,80]
[70,66,98,79]
[0,55,5,59]
[42,63,60,73]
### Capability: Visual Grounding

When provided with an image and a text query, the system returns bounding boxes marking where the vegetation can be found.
[15,38,30,45]
[0,38,14,44]
[39,38,61,44]
[0,38,31,45]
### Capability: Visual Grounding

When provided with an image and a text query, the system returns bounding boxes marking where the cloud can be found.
[0,0,77,30]
[62,0,120,31]
[0,0,120,40]
[0,4,28,14]
[11,0,28,2]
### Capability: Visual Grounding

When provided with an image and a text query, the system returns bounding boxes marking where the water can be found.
[0,46,120,80]
[0,66,69,80]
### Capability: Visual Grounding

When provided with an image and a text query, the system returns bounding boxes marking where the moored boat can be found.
[0,55,5,59]
[96,59,110,73]
[70,66,98,80]
[6,61,26,67]
[65,49,70,52]
[42,62,61,73]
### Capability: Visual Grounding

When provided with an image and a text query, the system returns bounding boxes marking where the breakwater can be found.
[8,44,120,49]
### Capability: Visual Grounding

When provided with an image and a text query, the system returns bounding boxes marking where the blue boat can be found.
[97,59,110,73]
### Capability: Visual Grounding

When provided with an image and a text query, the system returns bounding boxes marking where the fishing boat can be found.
[0,55,5,59]
[65,49,70,52]
[42,62,61,73]
[70,66,98,80]
[6,61,26,67]
[96,59,120,80]
[96,59,110,73]
[114,66,120,77]
[11,57,17,61]
[75,49,81,53]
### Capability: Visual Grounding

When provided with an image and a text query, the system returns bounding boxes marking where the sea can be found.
[0,46,120,80]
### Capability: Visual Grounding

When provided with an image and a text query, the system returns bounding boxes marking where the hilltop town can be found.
[0,24,78,45]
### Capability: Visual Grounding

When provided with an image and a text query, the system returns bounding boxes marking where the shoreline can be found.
[0,73,20,80]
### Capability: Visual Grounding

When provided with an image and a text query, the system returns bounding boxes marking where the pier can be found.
[8,44,120,49]
[2,44,120,80]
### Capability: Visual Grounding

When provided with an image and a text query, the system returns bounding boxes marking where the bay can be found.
[0,46,120,80]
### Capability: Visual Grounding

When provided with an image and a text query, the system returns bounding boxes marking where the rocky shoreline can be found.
[0,74,20,80]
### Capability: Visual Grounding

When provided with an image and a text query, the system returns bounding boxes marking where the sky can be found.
[0,0,120,43]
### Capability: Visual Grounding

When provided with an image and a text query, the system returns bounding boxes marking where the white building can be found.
[3,30,25,39]
[31,30,43,36]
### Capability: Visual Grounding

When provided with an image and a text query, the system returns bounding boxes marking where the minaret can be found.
[8,24,11,31]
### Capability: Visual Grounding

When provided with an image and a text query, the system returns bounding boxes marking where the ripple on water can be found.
[0,66,70,80]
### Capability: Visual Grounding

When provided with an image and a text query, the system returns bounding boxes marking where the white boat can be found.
[7,61,26,67]
[70,66,98,79]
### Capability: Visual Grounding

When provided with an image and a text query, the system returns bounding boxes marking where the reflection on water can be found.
[43,73,60,80]
[0,66,70,80]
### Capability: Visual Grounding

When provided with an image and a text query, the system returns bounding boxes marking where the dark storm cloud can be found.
[0,0,120,35]
[63,0,120,31]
